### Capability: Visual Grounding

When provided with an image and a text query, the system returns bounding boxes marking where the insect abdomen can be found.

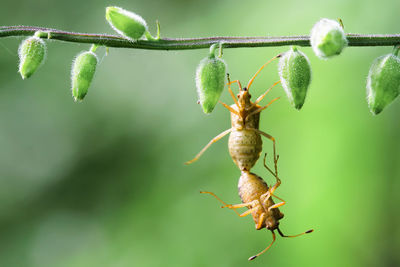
[238,172,268,203]
[238,172,283,230]
[228,129,262,171]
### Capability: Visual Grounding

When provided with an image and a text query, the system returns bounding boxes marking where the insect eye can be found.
[243,87,248,91]
[237,94,240,98]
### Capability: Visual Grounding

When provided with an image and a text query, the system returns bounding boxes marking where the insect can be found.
[185,55,282,171]
[201,154,313,261]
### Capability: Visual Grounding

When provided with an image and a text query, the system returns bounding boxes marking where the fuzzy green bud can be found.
[278,47,312,110]
[106,6,147,41]
[367,49,400,115]
[310,18,348,59]
[18,35,46,79]
[71,51,98,101]
[195,45,226,114]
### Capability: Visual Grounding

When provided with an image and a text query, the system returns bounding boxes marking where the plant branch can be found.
[1,26,400,50]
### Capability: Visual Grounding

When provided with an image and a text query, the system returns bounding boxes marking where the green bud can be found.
[106,6,147,41]
[310,18,348,59]
[18,35,46,79]
[278,47,312,110]
[367,49,400,115]
[195,45,226,114]
[71,50,98,101]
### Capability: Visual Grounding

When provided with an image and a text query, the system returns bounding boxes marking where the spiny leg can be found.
[253,80,281,105]
[185,128,232,165]
[248,231,276,261]
[247,54,282,91]
[226,73,240,108]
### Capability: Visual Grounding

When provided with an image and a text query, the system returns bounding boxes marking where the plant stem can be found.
[1,26,400,50]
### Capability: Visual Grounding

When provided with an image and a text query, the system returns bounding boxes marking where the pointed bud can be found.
[106,6,147,41]
[18,35,46,79]
[278,47,312,110]
[367,48,400,115]
[71,50,98,101]
[310,18,348,59]
[195,44,226,114]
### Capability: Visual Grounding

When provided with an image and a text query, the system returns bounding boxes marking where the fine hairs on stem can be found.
[1,26,400,50]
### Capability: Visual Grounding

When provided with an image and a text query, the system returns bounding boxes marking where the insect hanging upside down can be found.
[185,55,282,171]
[201,154,314,261]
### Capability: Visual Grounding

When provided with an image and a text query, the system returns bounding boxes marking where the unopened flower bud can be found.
[278,47,312,110]
[310,18,347,59]
[367,49,400,115]
[106,6,147,41]
[71,50,98,101]
[18,35,46,79]
[195,44,226,114]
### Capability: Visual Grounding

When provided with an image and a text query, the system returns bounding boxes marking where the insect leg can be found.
[235,205,259,218]
[253,80,281,105]
[223,198,258,209]
[247,128,278,173]
[227,78,243,91]
[246,97,280,119]
[247,54,282,91]
[200,191,241,216]
[223,200,260,218]
[201,191,258,217]
[248,231,276,261]
[226,73,240,107]
[259,191,285,211]
[185,128,232,165]
[266,193,286,211]
[219,101,239,116]
[262,153,280,181]
[260,191,271,203]
[262,153,281,197]
[255,212,267,230]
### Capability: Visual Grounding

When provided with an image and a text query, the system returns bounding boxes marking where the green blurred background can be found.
[1,0,400,266]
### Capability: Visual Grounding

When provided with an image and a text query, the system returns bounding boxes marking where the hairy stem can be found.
[1,26,400,50]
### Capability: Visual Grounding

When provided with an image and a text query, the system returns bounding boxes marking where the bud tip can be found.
[105,6,148,41]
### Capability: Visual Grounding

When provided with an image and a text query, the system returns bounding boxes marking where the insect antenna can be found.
[248,231,276,261]
[253,80,281,105]
[247,54,282,91]
[277,227,314,238]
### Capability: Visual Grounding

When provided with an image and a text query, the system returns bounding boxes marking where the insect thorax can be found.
[230,104,260,129]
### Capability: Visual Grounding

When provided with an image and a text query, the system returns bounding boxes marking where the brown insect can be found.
[201,154,313,261]
[185,55,282,171]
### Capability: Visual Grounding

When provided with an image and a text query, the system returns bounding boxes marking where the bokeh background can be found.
[1,0,400,266]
